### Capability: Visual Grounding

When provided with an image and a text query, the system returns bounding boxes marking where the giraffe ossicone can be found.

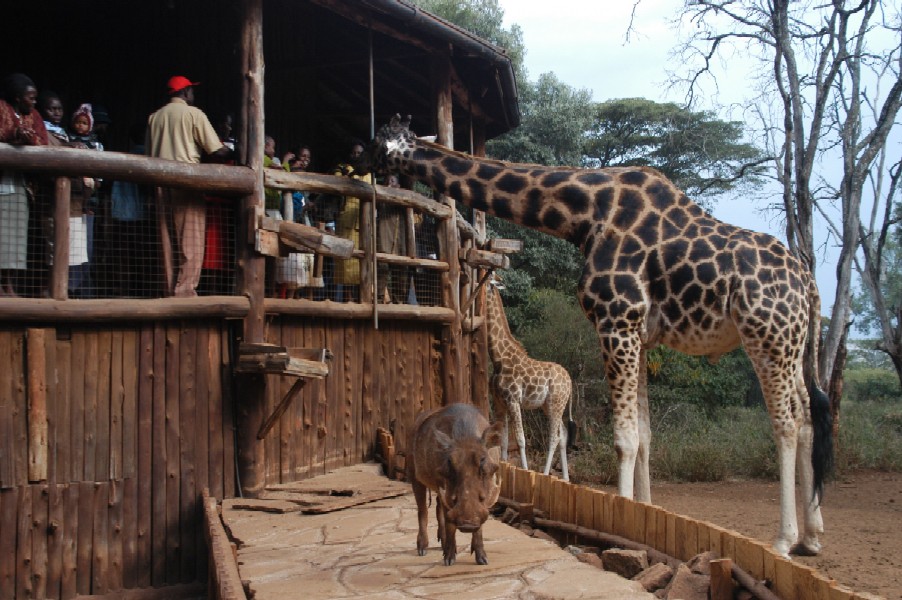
[369,114,833,558]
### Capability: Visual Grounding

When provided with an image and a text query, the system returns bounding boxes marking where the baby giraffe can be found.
[486,275,572,481]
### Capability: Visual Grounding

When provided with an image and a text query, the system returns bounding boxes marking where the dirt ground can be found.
[619,471,902,599]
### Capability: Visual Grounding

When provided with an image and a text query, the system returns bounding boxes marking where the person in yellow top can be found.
[332,139,368,302]
[146,75,229,297]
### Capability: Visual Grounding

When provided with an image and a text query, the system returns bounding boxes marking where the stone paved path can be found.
[222,464,653,599]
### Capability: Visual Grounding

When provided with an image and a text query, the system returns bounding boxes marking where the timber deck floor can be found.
[221,463,654,599]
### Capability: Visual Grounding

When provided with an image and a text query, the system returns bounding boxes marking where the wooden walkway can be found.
[221,464,653,599]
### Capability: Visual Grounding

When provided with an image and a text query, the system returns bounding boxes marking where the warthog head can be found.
[433,426,502,532]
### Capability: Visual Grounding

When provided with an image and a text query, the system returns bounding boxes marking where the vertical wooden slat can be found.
[122,477,138,590]
[179,324,197,581]
[207,326,224,500]
[60,484,78,600]
[195,325,210,584]
[0,488,16,597]
[0,332,14,487]
[109,331,124,480]
[773,556,795,600]
[136,326,153,587]
[16,486,34,599]
[122,331,139,481]
[108,479,124,592]
[92,481,109,594]
[45,331,58,485]
[32,484,49,599]
[47,483,65,600]
[665,511,677,558]
[151,324,167,587]
[95,330,113,481]
[165,324,181,583]
[219,324,235,499]
[56,341,71,484]
[13,333,27,487]
[27,328,49,482]
[735,535,766,581]
[83,333,99,482]
[70,334,86,482]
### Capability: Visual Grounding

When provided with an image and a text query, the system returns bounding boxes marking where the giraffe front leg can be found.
[557,420,570,482]
[603,334,642,500]
[542,417,561,477]
[773,430,800,558]
[634,348,652,503]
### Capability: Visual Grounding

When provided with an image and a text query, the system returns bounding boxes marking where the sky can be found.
[498,0,845,314]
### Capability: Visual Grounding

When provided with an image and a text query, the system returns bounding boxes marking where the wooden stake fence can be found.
[498,463,869,600]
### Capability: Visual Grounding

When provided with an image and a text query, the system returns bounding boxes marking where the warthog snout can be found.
[407,403,503,566]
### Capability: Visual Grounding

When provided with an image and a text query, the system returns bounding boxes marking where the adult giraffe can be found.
[366,115,832,557]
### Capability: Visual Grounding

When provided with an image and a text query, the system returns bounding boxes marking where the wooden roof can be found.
[2,0,519,162]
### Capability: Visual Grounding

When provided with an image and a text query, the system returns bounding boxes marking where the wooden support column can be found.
[433,51,464,406]
[51,177,70,300]
[236,0,268,498]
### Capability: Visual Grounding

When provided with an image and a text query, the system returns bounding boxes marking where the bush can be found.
[563,400,902,485]
[843,369,901,403]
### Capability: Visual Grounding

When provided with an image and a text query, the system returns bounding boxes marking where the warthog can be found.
[407,403,503,565]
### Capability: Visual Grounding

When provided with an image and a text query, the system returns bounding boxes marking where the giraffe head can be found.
[366,114,427,176]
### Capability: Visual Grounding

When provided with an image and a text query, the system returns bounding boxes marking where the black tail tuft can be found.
[810,382,834,502]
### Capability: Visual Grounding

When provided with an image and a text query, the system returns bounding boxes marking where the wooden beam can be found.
[0,143,254,195]
[0,297,250,322]
[259,217,355,257]
[202,490,247,600]
[257,379,307,440]
[263,298,455,321]
[486,238,524,254]
[710,559,735,600]
[459,247,510,270]
[263,170,453,219]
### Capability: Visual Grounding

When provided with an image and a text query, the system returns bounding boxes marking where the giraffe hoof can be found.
[790,541,821,556]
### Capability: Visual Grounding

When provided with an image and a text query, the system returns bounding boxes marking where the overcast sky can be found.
[498,0,845,313]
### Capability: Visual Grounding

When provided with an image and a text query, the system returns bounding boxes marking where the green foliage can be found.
[852,231,902,338]
[646,346,759,411]
[567,400,902,486]
[489,73,595,167]
[842,369,902,403]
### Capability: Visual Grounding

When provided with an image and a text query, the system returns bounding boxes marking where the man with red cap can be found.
[146,75,230,297]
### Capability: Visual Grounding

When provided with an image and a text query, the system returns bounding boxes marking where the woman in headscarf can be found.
[0,73,48,296]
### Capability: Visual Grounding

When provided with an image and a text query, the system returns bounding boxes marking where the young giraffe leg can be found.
[491,378,511,462]
[509,398,529,471]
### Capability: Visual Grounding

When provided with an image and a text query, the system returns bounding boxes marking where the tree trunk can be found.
[827,325,848,439]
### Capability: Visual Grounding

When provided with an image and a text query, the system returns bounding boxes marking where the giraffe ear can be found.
[417,135,437,143]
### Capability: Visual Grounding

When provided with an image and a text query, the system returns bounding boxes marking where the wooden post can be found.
[470,118,489,412]
[710,558,734,600]
[236,0,268,498]
[26,329,48,482]
[432,52,464,406]
[51,177,70,300]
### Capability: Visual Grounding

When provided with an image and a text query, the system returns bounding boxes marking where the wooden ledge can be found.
[0,296,250,322]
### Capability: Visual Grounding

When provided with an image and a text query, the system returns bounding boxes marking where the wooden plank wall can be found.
[499,463,870,600]
[0,322,235,599]
[263,317,448,485]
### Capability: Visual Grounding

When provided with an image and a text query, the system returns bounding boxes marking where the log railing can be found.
[0,143,504,324]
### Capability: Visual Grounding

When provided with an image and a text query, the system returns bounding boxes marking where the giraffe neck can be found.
[398,140,592,243]
[486,287,528,367]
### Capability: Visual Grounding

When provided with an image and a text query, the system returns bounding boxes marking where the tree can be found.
[678,0,902,417]
[852,184,902,384]
[584,98,766,208]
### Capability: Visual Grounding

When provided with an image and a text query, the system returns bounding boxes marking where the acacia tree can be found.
[678,0,902,412]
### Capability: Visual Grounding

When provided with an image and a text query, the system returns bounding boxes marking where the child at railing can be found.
[66,103,103,298]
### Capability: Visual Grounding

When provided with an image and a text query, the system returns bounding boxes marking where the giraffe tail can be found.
[805,272,834,502]
[810,382,833,503]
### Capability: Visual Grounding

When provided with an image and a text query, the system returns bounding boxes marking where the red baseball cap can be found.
[167,75,200,95]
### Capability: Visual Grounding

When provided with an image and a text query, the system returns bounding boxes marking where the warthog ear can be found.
[482,422,503,450]
[434,429,453,453]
